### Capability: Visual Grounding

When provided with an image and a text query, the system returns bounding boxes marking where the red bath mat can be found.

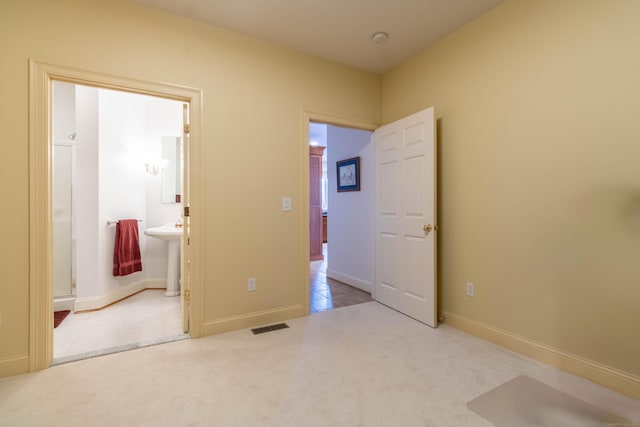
[54,310,70,328]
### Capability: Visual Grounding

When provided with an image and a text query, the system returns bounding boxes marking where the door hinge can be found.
[183,289,191,304]
[183,123,190,135]
[184,206,190,217]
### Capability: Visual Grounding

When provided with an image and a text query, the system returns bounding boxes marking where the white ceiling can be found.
[135,0,505,73]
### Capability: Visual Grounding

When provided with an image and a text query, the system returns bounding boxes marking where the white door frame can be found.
[300,111,379,314]
[28,60,204,371]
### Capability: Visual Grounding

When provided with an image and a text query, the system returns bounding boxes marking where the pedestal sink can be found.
[144,224,182,297]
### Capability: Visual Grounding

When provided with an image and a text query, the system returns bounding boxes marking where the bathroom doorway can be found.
[29,61,203,371]
[51,81,188,363]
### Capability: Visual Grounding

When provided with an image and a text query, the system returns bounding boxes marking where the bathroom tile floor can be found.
[310,244,373,313]
[53,289,187,363]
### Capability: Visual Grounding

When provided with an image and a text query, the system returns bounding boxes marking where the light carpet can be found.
[1,302,639,426]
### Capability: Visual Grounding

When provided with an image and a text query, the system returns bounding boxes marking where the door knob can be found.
[423,224,433,233]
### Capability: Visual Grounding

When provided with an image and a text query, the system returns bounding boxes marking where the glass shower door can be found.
[53,144,74,298]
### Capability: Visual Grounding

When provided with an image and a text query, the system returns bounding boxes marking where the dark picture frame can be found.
[336,157,360,192]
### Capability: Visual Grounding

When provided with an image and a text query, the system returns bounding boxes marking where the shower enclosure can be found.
[53,143,75,310]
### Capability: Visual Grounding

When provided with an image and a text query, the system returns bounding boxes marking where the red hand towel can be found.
[113,219,143,276]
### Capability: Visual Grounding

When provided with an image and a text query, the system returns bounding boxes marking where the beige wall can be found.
[0,0,380,373]
[2,0,638,393]
[383,0,640,378]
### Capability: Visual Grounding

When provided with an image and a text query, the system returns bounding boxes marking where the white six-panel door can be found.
[374,108,437,327]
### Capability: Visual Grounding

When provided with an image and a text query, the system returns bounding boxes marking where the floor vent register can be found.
[251,323,289,335]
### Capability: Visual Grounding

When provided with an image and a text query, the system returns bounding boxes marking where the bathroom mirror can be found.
[161,136,182,204]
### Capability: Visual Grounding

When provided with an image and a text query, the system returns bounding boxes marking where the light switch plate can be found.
[466,282,475,297]
[282,197,292,211]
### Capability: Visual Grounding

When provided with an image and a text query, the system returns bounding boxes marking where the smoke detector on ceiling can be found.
[372,32,389,44]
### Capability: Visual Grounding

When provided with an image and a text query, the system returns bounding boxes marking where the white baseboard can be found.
[443,310,640,400]
[326,269,372,293]
[202,305,305,336]
[144,279,166,289]
[74,279,167,312]
[53,297,75,311]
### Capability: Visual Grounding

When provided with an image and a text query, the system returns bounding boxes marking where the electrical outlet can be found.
[466,282,475,297]
[248,278,256,292]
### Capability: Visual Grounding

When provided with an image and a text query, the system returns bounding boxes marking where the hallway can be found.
[310,244,372,313]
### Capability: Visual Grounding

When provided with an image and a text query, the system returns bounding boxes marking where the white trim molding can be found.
[326,269,372,293]
[73,280,165,312]
[443,310,640,400]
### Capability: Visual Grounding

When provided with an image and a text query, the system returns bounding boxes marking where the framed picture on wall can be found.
[336,157,360,192]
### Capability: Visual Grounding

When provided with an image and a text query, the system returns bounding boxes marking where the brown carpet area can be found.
[467,375,632,427]
[53,310,70,328]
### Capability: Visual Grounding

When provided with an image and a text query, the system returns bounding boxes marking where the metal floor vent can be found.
[251,323,289,335]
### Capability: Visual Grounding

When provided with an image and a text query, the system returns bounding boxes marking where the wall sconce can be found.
[145,159,169,176]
